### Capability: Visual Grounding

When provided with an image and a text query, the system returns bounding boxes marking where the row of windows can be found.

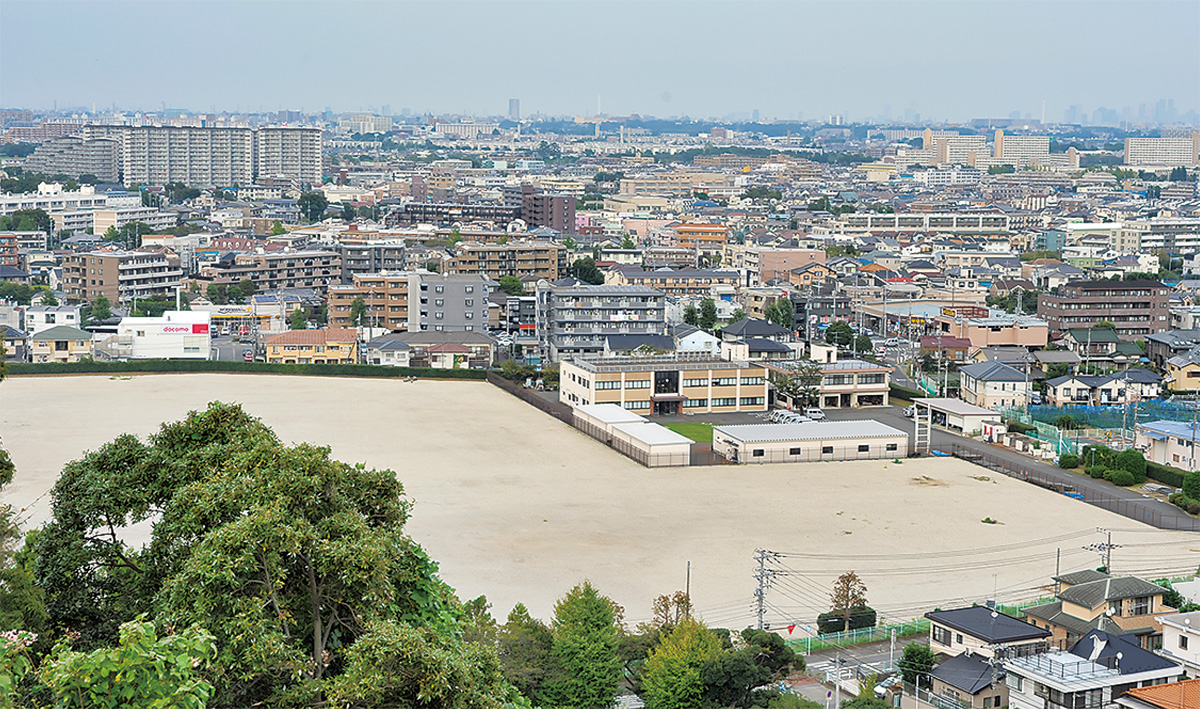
[621,400,651,410]
[711,397,737,407]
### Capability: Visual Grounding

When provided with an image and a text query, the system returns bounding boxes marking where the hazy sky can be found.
[2,0,1197,122]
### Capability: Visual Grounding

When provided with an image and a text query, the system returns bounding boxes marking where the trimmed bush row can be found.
[890,384,924,401]
[1147,460,1187,488]
[5,360,488,380]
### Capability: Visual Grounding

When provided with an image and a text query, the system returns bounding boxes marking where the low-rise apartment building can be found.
[559,354,767,415]
[1038,280,1170,340]
[605,267,739,298]
[1136,420,1200,472]
[959,361,1030,410]
[195,250,341,295]
[537,283,666,362]
[264,328,358,364]
[327,272,490,332]
[673,223,729,256]
[446,241,565,282]
[62,249,183,304]
[90,207,177,235]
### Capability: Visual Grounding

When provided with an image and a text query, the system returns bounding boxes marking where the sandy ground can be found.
[2,374,1199,631]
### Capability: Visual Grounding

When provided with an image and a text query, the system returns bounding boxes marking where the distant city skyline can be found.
[2,0,1198,125]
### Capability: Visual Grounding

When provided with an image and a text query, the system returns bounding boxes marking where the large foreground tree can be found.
[32,402,512,707]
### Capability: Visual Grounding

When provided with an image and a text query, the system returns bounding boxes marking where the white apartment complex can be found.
[1124,135,1200,167]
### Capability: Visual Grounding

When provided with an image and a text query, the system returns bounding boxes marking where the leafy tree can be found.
[269,220,287,236]
[1054,414,1078,430]
[684,305,700,327]
[32,403,485,706]
[205,283,229,305]
[771,360,823,408]
[0,283,35,305]
[1095,321,1116,331]
[988,164,1016,175]
[1114,448,1147,483]
[448,228,464,248]
[498,275,524,296]
[730,308,745,323]
[498,603,553,700]
[842,696,890,709]
[741,186,783,201]
[642,619,722,709]
[297,192,328,222]
[541,581,623,709]
[237,279,256,301]
[38,290,58,306]
[0,208,52,234]
[289,308,307,330]
[350,296,368,327]
[765,300,794,329]
[853,333,873,355]
[342,203,356,222]
[562,235,577,250]
[650,591,693,631]
[89,294,112,324]
[825,321,854,347]
[38,616,216,708]
[699,298,718,331]
[700,628,799,708]
[621,234,636,249]
[829,571,869,632]
[1185,471,1200,501]
[568,257,605,285]
[1169,166,1189,182]
[898,643,935,688]
[324,619,513,709]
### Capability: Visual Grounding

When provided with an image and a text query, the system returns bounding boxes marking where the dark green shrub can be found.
[1147,461,1186,488]
[1109,469,1137,487]
[1185,471,1200,500]
[1058,453,1080,469]
[1086,466,1107,479]
[1115,449,1147,483]
[1005,419,1036,435]
[816,606,876,634]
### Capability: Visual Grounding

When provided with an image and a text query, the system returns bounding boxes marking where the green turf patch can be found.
[663,422,713,442]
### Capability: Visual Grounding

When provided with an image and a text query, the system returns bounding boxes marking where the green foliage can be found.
[621,234,635,249]
[1185,471,1200,500]
[699,298,718,331]
[987,164,1015,175]
[0,208,53,234]
[825,321,854,347]
[817,606,876,634]
[500,358,536,383]
[568,257,605,285]
[684,304,700,327]
[729,308,745,323]
[853,334,873,355]
[498,603,553,700]
[898,643,935,688]
[1086,466,1108,479]
[824,243,859,258]
[350,296,368,327]
[1058,453,1080,469]
[498,276,524,296]
[289,307,307,330]
[764,300,794,329]
[699,628,798,709]
[87,294,112,325]
[842,696,890,709]
[1114,449,1147,483]
[269,220,287,236]
[1147,460,1187,488]
[986,287,1040,315]
[34,402,485,705]
[642,619,723,709]
[297,192,329,222]
[1094,320,1117,331]
[541,581,623,709]
[39,616,216,708]
[205,283,229,304]
[1109,469,1137,486]
[0,283,38,306]
[324,619,513,709]
[1054,414,1078,430]
[767,693,822,709]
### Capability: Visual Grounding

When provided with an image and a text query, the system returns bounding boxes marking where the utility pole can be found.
[1086,527,1121,573]
[753,548,777,630]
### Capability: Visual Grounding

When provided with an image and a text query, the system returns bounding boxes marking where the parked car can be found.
[242,349,254,362]
[904,404,916,418]
[804,408,826,420]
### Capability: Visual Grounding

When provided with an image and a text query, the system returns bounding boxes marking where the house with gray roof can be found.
[1021,571,1175,651]
[926,606,1051,660]
[959,361,1030,409]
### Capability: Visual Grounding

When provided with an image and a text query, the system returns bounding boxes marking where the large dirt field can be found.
[3,374,1198,629]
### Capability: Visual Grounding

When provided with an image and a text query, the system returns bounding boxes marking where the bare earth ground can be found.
[2,374,1198,630]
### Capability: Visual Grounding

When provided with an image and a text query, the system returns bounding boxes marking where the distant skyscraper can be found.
[508,99,520,121]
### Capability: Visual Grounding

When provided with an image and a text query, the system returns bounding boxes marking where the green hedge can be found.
[890,384,924,401]
[1147,461,1187,488]
[1005,419,1037,435]
[5,360,488,380]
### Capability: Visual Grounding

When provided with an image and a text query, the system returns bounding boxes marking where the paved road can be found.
[824,405,1200,532]
[210,334,259,362]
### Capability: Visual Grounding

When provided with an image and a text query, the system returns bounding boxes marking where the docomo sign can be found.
[160,323,210,335]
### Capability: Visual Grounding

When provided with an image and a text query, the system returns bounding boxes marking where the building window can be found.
[789,447,802,456]
[740,397,764,406]
[683,399,707,408]
[625,380,650,389]
[712,377,737,387]
[858,444,870,453]
[933,625,952,646]
[711,397,736,407]
[1181,635,1189,650]
[435,285,444,293]
[822,445,834,455]
[886,443,898,451]
[683,378,709,387]
[435,312,444,320]
[955,633,963,644]
[465,286,473,293]
[1130,596,1150,616]
[596,381,621,390]
[740,376,764,386]
[435,298,444,307]
[752,449,764,458]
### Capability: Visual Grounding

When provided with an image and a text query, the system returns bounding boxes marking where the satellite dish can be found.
[1106,608,1115,617]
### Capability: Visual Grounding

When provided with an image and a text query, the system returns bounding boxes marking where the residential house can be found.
[1156,611,1200,676]
[787,262,835,289]
[23,305,83,335]
[1165,347,1200,391]
[603,334,676,357]
[905,652,1008,709]
[1022,570,1175,650]
[1060,328,1145,370]
[1034,349,1082,375]
[959,361,1031,409]
[384,331,496,369]
[29,325,93,363]
[2,325,27,361]
[920,335,973,363]
[671,323,721,355]
[1003,630,1182,709]
[926,606,1052,660]
[1045,370,1163,407]
[721,337,796,362]
[1115,678,1200,709]
[1136,420,1200,472]
[721,318,795,343]
[264,328,358,364]
[1146,330,1200,369]
[363,336,411,367]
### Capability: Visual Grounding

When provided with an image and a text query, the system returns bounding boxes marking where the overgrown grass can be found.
[662,422,714,443]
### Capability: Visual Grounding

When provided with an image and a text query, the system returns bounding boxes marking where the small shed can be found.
[609,422,692,467]
[913,397,996,438]
[712,420,909,464]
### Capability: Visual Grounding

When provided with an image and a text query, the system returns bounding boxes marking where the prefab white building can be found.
[110,311,212,360]
[712,420,909,464]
